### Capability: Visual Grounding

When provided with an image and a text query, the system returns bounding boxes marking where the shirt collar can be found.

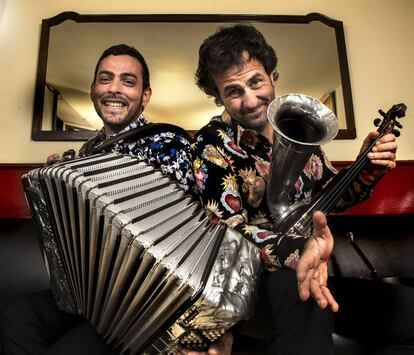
[105,114,148,138]
[228,117,271,148]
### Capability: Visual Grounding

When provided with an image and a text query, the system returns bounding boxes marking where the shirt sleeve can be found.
[147,132,195,193]
[314,148,376,213]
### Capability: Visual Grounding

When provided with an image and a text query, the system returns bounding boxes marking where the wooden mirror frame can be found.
[32,12,356,141]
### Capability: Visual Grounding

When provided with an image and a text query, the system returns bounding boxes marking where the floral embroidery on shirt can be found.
[239,167,266,207]
[284,249,301,269]
[80,115,194,192]
[193,157,208,191]
[218,129,249,158]
[253,155,271,179]
[251,211,270,225]
[220,174,242,214]
[202,145,233,169]
[191,115,373,269]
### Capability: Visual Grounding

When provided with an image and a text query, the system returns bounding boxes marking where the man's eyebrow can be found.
[223,83,242,95]
[247,73,263,83]
[97,70,114,77]
[120,72,139,79]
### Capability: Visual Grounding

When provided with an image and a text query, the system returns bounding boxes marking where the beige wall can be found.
[0,0,413,163]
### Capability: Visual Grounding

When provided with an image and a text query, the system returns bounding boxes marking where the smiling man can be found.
[90,52,151,135]
[0,44,194,355]
[76,44,194,191]
[190,24,399,355]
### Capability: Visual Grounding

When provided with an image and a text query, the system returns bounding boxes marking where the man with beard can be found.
[189,24,402,355]
[48,44,194,191]
[0,44,194,355]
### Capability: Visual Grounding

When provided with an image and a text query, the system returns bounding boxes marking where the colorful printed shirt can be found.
[191,115,373,270]
[79,114,194,192]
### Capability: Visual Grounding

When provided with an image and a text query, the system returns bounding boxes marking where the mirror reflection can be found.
[33,13,356,141]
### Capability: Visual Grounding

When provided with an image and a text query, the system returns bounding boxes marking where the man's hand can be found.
[45,153,60,166]
[361,132,397,183]
[296,211,339,313]
[178,331,233,355]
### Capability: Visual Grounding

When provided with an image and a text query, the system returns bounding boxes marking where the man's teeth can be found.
[105,102,125,108]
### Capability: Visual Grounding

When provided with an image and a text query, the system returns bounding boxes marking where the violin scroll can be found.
[373,102,407,138]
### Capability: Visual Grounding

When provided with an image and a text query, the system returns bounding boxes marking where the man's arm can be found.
[46,154,60,166]
[296,211,339,312]
[144,131,195,192]
[333,132,397,211]
[362,132,397,180]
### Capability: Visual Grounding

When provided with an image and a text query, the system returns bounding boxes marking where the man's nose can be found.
[108,78,122,93]
[243,89,259,109]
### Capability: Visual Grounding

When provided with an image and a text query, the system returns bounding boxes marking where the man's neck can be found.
[224,112,274,144]
[103,115,142,137]
[259,122,275,144]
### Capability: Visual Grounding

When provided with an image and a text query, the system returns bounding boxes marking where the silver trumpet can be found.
[266,93,338,234]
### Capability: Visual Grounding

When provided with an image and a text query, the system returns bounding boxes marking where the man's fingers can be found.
[312,211,329,238]
[372,141,397,153]
[321,286,339,313]
[46,154,60,166]
[296,212,330,282]
[296,248,316,283]
[208,331,233,355]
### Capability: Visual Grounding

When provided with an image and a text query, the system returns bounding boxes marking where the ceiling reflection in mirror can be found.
[33,13,356,141]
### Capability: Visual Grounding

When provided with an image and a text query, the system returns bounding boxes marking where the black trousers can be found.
[330,277,414,355]
[262,269,334,355]
[0,272,333,355]
[1,277,414,355]
[0,290,117,355]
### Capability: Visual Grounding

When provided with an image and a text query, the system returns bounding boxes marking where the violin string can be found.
[297,119,395,235]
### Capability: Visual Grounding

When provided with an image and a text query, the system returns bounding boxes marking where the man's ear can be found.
[141,87,152,111]
[271,71,279,84]
[214,89,224,106]
[90,82,95,101]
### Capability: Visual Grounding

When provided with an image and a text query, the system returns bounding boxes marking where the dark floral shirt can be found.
[191,115,373,270]
[79,115,194,192]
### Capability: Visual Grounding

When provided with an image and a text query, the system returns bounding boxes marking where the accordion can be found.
[22,153,262,354]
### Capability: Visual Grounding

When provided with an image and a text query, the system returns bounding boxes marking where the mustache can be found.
[240,96,272,114]
[101,94,128,104]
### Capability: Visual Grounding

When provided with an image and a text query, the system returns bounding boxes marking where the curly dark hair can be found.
[93,44,150,89]
[195,24,278,105]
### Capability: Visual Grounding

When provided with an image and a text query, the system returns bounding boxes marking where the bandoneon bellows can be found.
[22,153,261,354]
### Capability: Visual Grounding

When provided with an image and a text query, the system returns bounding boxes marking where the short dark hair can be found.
[93,44,150,89]
[195,24,278,105]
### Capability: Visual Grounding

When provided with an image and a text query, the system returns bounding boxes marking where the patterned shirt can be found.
[191,115,373,270]
[79,115,194,192]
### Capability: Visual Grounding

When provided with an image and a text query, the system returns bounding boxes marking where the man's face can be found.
[215,56,275,134]
[90,54,151,135]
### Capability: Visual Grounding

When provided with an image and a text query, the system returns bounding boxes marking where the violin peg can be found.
[396,122,403,129]
[378,109,387,118]
[373,118,382,127]
[392,129,400,137]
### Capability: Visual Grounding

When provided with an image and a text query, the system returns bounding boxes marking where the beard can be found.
[233,93,275,132]
[92,93,144,135]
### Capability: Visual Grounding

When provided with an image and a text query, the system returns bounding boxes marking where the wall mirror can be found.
[32,12,356,141]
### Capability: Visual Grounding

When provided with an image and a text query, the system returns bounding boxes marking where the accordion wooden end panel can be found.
[22,153,262,354]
